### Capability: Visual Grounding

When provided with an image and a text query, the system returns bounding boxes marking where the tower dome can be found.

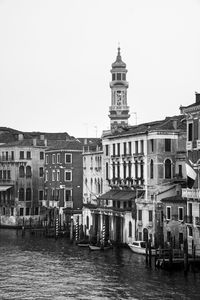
[111,47,126,69]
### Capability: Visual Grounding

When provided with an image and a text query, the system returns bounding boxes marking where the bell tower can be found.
[109,47,130,131]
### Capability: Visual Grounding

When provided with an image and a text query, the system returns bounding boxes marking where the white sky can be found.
[0,0,200,138]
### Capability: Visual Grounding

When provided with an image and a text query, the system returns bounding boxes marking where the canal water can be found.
[0,230,200,300]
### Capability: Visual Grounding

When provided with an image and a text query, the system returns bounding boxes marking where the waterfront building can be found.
[180,92,200,255]
[0,133,46,227]
[81,138,103,237]
[44,139,83,229]
[161,195,187,249]
[81,48,187,246]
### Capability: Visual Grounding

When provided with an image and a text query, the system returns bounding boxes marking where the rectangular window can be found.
[52,154,56,164]
[128,142,132,155]
[27,151,31,159]
[7,170,11,179]
[57,153,60,163]
[65,154,72,163]
[178,165,182,177]
[123,142,126,155]
[140,140,144,153]
[117,143,120,156]
[11,151,14,160]
[65,170,72,181]
[106,163,109,180]
[0,170,2,180]
[35,207,39,215]
[65,189,71,201]
[40,152,44,160]
[20,151,24,159]
[188,123,193,141]
[150,139,154,152]
[149,210,153,222]
[45,155,49,164]
[45,170,48,182]
[165,139,171,152]
[26,207,30,216]
[139,232,142,240]
[57,170,60,181]
[135,141,138,154]
[112,73,115,81]
[39,167,43,177]
[39,190,43,200]
[20,207,24,216]
[178,207,183,221]
[52,170,56,181]
[113,144,115,156]
[6,152,8,161]
[3,170,6,180]
[11,207,14,216]
[105,145,109,156]
[138,210,142,221]
[166,206,171,220]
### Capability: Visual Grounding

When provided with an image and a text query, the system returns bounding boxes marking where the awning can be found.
[0,186,12,192]
[98,189,144,201]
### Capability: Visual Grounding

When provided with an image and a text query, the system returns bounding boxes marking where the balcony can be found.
[186,141,192,150]
[41,200,58,208]
[195,217,200,226]
[182,188,200,199]
[65,201,73,208]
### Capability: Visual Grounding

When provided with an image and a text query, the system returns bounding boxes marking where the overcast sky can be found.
[0,0,199,138]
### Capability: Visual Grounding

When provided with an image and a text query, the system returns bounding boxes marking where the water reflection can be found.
[0,229,200,299]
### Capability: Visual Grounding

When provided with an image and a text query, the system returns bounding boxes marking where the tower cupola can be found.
[109,47,130,131]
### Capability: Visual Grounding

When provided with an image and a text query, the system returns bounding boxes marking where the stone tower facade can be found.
[109,47,130,131]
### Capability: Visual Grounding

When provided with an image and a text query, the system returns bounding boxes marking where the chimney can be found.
[196,92,200,104]
[33,138,37,146]
[18,133,24,141]
[173,120,177,130]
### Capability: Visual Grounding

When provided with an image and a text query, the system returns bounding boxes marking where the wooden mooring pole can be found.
[183,239,188,275]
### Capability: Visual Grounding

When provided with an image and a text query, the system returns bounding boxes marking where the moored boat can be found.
[76,239,90,247]
[128,241,156,256]
[89,244,113,251]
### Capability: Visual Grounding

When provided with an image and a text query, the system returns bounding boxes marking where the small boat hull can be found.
[128,241,156,256]
[89,244,112,251]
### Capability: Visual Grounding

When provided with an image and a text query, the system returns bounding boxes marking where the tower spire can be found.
[109,48,130,131]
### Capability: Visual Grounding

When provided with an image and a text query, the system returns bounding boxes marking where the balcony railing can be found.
[65,201,73,208]
[186,141,192,150]
[195,217,200,226]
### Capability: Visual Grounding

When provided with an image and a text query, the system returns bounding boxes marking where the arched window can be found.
[19,166,25,178]
[26,188,32,201]
[128,161,132,178]
[19,188,24,201]
[129,221,132,237]
[165,159,172,179]
[150,160,154,179]
[86,216,89,229]
[26,166,32,178]
[117,161,120,178]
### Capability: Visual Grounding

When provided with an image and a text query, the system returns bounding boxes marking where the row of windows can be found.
[166,206,184,221]
[1,206,39,216]
[0,151,44,161]
[138,210,153,222]
[45,189,72,201]
[105,139,172,156]
[106,159,179,181]
[112,72,126,81]
[45,153,72,165]
[19,207,39,216]
[18,188,44,201]
[45,170,72,182]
